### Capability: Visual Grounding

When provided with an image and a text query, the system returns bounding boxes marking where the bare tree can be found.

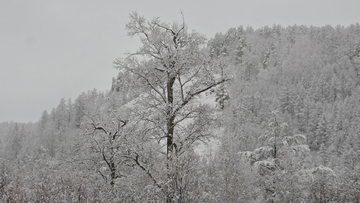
[82,112,129,186]
[113,12,230,202]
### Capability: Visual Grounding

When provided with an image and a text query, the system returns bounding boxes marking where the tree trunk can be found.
[166,74,176,203]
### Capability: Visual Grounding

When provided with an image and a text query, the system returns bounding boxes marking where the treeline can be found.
[0,89,112,160]
[0,22,360,202]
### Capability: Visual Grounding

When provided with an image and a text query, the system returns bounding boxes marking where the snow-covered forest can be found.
[1,13,360,202]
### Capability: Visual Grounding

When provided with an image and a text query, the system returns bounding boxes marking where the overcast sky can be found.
[1,0,359,123]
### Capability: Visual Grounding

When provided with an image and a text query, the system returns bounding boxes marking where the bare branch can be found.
[173,78,230,116]
[177,72,185,101]
[124,151,164,192]
[180,66,202,91]
[93,125,109,135]
[101,146,112,170]
[130,69,167,103]
[174,109,197,126]
[98,170,108,183]
[154,22,176,36]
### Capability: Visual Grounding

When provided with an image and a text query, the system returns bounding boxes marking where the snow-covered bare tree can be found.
[81,112,129,186]
[113,12,230,202]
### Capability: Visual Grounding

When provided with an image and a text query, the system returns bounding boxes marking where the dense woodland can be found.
[1,13,360,202]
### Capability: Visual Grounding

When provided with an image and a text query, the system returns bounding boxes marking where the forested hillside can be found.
[1,15,360,202]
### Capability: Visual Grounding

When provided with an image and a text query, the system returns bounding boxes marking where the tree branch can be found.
[131,69,167,103]
[125,151,164,192]
[173,78,230,116]
[154,22,176,36]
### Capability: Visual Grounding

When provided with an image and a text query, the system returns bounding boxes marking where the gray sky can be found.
[1,0,359,123]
